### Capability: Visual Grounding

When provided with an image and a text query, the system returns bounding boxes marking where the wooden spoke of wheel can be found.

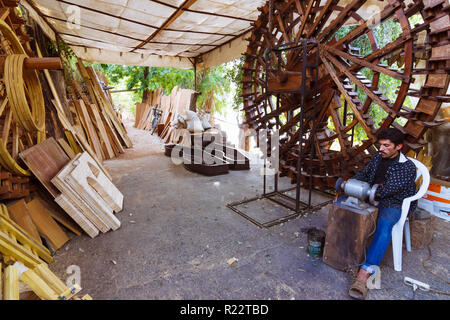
[243,0,448,189]
[0,101,31,176]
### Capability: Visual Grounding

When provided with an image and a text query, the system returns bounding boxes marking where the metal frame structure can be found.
[227,39,333,229]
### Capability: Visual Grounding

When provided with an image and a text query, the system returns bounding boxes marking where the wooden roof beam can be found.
[130,0,199,53]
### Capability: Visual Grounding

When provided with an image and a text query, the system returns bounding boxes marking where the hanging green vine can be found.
[47,39,79,80]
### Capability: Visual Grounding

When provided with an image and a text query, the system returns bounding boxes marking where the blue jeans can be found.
[336,196,402,274]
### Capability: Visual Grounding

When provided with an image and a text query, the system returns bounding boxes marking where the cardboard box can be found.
[418,183,450,221]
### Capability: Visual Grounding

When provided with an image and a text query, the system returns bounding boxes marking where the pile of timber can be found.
[0,3,129,300]
[134,86,197,144]
[19,138,123,239]
[0,202,91,300]
[68,62,132,161]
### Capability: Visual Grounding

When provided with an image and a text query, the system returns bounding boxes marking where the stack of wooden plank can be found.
[0,204,91,300]
[134,87,196,144]
[68,61,132,162]
[52,151,123,238]
[0,168,37,200]
[18,138,123,239]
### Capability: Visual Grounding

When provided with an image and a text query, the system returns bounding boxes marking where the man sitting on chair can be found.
[345,128,417,299]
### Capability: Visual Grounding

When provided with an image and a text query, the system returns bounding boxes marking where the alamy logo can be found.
[66,265,81,287]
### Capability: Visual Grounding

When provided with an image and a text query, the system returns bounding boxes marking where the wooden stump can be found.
[322,203,378,273]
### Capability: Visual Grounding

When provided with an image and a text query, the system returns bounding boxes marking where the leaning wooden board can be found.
[70,152,123,212]
[52,153,110,233]
[7,199,42,245]
[54,193,99,238]
[19,137,70,198]
[60,152,121,230]
[26,198,69,250]
[35,193,82,236]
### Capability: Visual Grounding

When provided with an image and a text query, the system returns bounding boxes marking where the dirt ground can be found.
[50,122,450,300]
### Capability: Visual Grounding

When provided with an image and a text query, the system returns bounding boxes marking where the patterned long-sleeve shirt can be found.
[353,152,417,212]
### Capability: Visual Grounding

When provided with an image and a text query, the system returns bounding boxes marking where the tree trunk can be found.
[142,66,150,104]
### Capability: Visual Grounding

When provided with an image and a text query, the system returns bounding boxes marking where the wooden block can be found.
[425,74,448,89]
[54,194,99,238]
[26,198,69,250]
[415,98,440,116]
[19,137,70,198]
[7,199,42,244]
[430,14,450,33]
[322,203,378,273]
[410,217,434,249]
[430,44,450,61]
[3,265,19,300]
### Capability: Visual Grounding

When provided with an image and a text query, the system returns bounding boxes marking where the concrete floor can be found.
[51,123,450,300]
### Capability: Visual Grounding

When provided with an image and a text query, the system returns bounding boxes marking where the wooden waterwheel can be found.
[242,0,449,191]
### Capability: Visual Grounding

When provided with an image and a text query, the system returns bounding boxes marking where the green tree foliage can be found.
[95,63,234,115]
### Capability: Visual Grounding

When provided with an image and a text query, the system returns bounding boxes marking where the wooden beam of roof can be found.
[149,0,254,22]
[130,0,199,53]
[43,14,233,38]
[66,43,201,59]
[51,0,238,37]
[59,32,219,49]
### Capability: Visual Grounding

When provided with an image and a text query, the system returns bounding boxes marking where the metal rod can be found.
[194,58,197,92]
[308,42,319,208]
[274,94,280,193]
[296,40,308,213]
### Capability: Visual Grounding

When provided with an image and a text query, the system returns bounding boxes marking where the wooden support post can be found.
[4,265,19,300]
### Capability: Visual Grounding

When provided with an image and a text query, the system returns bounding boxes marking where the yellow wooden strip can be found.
[1,204,50,259]
[57,138,76,159]
[19,268,58,300]
[33,264,68,295]
[0,230,45,268]
[65,130,83,154]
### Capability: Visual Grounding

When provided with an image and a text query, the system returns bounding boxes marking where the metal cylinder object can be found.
[344,179,371,200]
[336,178,379,205]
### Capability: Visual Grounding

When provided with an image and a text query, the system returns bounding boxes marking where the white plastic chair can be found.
[391,157,430,272]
